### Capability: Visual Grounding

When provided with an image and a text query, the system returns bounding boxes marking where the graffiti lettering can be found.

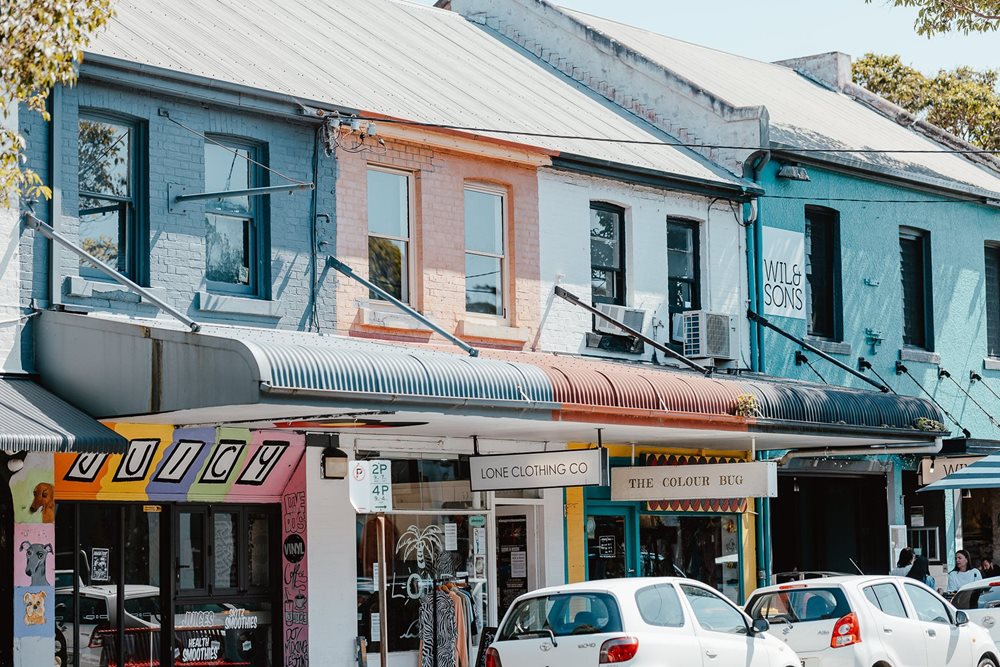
[63,453,109,482]
[112,439,159,482]
[199,441,245,484]
[237,442,288,485]
[152,440,205,483]
[283,491,306,533]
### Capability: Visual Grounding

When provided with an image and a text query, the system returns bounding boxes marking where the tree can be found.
[872,0,1000,35]
[0,0,114,207]
[853,53,1000,150]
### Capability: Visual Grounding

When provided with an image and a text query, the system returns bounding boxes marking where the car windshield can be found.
[499,592,623,640]
[953,583,1000,610]
[747,587,851,623]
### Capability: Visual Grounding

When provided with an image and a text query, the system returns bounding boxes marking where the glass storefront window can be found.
[357,513,489,657]
[389,458,481,510]
[639,514,740,602]
[174,602,272,667]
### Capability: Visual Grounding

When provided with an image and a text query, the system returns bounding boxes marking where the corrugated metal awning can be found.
[0,377,127,453]
[921,452,1000,491]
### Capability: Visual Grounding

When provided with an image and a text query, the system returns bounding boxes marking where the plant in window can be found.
[396,524,443,571]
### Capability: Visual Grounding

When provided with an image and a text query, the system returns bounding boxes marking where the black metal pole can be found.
[747,310,889,392]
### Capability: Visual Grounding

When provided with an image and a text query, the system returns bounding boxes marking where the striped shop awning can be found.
[0,377,127,453]
[921,452,1000,491]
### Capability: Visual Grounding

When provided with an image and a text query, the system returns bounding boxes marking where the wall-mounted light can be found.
[929,456,936,474]
[776,163,811,181]
[306,432,349,479]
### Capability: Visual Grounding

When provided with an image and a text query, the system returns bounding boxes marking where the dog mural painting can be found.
[19,541,52,587]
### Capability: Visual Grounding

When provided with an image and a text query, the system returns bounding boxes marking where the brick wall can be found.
[334,137,541,349]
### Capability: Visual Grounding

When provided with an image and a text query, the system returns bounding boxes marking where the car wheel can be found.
[978,657,999,667]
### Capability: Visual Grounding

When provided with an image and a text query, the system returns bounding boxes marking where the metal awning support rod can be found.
[326,256,478,357]
[173,182,314,204]
[554,286,710,374]
[777,437,943,466]
[23,212,201,333]
[747,309,888,392]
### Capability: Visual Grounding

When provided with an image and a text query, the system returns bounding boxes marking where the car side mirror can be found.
[751,618,770,635]
[955,610,970,627]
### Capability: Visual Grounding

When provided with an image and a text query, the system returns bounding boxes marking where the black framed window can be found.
[204,137,269,296]
[78,113,145,282]
[367,167,412,302]
[986,244,1000,357]
[464,185,505,315]
[805,207,842,340]
[590,202,625,305]
[899,227,933,350]
[666,218,700,316]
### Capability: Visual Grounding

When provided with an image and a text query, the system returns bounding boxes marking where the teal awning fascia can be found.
[920,451,1000,491]
[0,377,128,453]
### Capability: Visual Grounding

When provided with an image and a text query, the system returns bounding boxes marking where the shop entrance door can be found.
[586,507,638,580]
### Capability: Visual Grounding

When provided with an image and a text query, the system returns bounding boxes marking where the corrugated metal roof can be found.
[0,378,128,452]
[82,0,743,188]
[563,8,1000,196]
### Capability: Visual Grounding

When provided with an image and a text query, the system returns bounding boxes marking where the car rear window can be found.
[747,587,851,623]
[635,584,684,627]
[499,592,623,640]
[953,583,1000,610]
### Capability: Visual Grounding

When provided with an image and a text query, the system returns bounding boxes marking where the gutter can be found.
[775,437,943,467]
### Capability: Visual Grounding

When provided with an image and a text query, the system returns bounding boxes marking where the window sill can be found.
[984,358,1000,371]
[899,348,941,365]
[804,337,851,357]
[456,319,531,345]
[357,303,431,333]
[196,291,280,318]
[64,276,164,306]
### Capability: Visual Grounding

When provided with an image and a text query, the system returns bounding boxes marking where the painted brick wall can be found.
[334,138,541,348]
[536,168,750,367]
[759,161,1000,439]
[19,77,337,358]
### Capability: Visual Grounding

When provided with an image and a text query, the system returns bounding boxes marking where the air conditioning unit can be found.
[594,303,647,336]
[683,311,738,360]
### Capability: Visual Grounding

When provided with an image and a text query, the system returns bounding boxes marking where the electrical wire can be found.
[939,369,1000,430]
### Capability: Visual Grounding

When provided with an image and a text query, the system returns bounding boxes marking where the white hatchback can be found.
[486,577,800,667]
[953,576,1000,644]
[746,575,999,667]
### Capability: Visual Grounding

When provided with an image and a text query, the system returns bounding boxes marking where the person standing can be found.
[908,555,936,589]
[891,547,914,576]
[947,549,982,592]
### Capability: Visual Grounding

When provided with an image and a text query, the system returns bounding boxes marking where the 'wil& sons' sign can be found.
[762,227,805,320]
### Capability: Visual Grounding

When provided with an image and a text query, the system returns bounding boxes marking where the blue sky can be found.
[416,0,998,73]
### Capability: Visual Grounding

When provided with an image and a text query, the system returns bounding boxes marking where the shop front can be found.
[51,426,306,667]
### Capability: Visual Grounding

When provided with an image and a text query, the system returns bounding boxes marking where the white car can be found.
[953,576,1000,644]
[745,575,999,667]
[486,577,800,666]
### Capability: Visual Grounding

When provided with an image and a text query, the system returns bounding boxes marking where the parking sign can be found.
[349,460,393,512]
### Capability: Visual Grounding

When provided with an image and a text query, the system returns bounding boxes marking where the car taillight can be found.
[830,611,861,648]
[599,637,639,663]
[485,647,502,667]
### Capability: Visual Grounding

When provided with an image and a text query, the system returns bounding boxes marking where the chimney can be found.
[774,52,852,91]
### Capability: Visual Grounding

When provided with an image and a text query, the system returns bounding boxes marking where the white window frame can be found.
[463,183,508,319]
[367,165,415,304]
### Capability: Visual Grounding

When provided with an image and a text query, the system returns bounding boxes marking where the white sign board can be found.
[920,456,982,485]
[470,449,605,492]
[762,227,805,319]
[349,460,393,513]
[611,462,778,501]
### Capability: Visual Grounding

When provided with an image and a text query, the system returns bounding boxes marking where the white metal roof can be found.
[563,8,1000,196]
[81,0,743,188]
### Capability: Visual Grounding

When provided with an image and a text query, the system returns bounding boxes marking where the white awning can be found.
[921,452,1000,491]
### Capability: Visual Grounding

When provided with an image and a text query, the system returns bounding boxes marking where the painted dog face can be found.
[30,483,53,514]
[20,541,52,586]
[23,591,46,625]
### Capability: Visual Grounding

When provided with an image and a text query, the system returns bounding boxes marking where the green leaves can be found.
[853,53,1000,150]
[0,0,114,207]
[869,0,1000,35]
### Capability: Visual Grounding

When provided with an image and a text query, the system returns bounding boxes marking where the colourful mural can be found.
[55,426,304,502]
[281,457,309,667]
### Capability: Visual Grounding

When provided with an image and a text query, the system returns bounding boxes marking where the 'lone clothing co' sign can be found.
[470,449,606,492]
[611,462,778,501]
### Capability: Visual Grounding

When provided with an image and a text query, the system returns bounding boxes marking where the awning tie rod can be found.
[326,256,478,357]
[22,211,201,333]
[747,309,888,392]
[895,361,970,438]
[857,357,898,395]
[938,368,1000,431]
[554,286,710,375]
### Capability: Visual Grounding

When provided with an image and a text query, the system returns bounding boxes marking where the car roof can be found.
[752,575,904,594]
[959,575,1000,592]
[520,577,708,598]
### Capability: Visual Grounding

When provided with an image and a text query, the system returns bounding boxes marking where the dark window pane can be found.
[465,253,502,315]
[205,214,251,285]
[213,512,239,590]
[669,279,693,309]
[79,119,130,197]
[368,170,409,238]
[592,268,617,302]
[666,220,699,315]
[79,200,126,274]
[205,143,251,213]
[591,205,625,306]
[986,246,1000,357]
[248,512,270,589]
[178,511,205,591]
[368,236,407,301]
[900,231,928,349]
[806,209,838,339]
[465,189,503,255]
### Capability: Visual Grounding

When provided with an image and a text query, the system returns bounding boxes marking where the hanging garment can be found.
[419,589,458,667]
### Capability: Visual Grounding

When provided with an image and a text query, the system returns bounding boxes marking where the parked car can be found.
[746,575,999,667]
[772,571,849,584]
[953,576,1000,644]
[486,577,800,666]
